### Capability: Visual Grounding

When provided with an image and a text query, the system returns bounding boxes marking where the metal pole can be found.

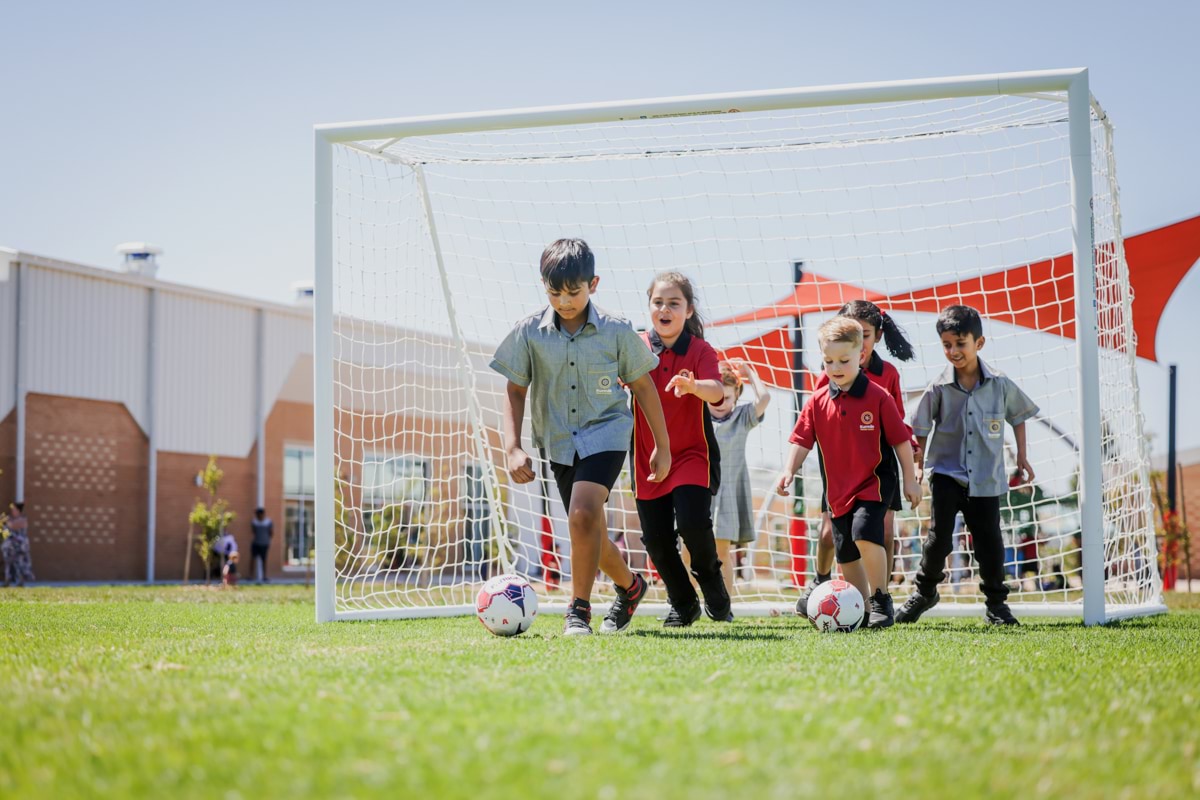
[255,308,266,510]
[789,261,809,586]
[1167,365,1177,513]
[12,261,24,503]
[145,288,158,583]
[313,132,336,623]
[1068,71,1105,627]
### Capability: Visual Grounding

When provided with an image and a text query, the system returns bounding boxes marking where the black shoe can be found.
[698,576,733,622]
[563,599,593,636]
[795,574,829,618]
[662,601,702,628]
[601,573,647,634]
[985,604,1020,626]
[868,589,895,629]
[895,590,940,623]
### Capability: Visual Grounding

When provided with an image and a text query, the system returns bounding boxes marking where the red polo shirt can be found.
[632,329,721,500]
[790,370,909,517]
[816,350,911,436]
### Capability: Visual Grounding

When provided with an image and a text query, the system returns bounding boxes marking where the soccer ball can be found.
[476,574,538,636]
[806,579,864,633]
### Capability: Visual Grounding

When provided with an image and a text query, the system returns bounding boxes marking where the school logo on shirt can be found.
[987,419,1003,438]
[860,411,875,431]
[596,375,613,395]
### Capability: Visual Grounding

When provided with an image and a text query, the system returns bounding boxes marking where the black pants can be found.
[251,544,269,579]
[915,474,1009,607]
[636,484,725,610]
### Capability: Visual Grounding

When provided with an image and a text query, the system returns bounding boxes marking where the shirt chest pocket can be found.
[982,414,1005,440]
[587,361,620,396]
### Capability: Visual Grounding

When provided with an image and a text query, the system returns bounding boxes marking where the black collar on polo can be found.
[830,370,870,398]
[866,349,885,376]
[647,327,692,356]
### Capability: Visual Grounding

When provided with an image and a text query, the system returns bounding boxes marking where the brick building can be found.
[0,247,325,581]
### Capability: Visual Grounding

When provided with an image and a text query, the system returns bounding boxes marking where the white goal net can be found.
[315,71,1164,623]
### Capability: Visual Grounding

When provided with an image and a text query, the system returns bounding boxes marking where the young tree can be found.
[185,456,236,585]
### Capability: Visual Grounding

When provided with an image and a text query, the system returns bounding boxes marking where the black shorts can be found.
[830,500,887,564]
[545,450,627,510]
[822,485,900,514]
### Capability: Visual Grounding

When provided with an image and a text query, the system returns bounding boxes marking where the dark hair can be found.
[936,305,984,339]
[647,271,705,339]
[837,300,915,362]
[540,238,595,292]
[255,507,265,515]
[12,502,23,513]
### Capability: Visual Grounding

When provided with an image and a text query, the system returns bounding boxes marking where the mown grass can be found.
[2,586,1198,799]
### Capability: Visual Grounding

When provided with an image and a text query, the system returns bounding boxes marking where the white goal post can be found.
[314,69,1165,625]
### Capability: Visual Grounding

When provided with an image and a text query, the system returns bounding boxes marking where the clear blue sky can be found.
[2,0,1197,453]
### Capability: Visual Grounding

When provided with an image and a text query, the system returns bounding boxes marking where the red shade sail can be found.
[713,215,1199,365]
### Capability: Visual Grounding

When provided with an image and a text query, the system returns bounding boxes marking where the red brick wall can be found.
[0,409,15,513]
[153,449,257,582]
[1179,462,1200,580]
[22,394,148,581]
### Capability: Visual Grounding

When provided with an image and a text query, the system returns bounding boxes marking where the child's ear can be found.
[588,276,600,294]
[976,335,986,350]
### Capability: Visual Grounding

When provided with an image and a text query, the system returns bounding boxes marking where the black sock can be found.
[816,571,831,584]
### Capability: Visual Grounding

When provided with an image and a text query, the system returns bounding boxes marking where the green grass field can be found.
[2,587,1197,799]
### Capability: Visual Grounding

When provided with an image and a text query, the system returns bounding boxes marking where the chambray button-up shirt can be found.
[910,358,1038,497]
[490,302,658,466]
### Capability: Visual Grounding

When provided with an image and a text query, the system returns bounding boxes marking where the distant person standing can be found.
[2,502,35,587]
[250,507,273,584]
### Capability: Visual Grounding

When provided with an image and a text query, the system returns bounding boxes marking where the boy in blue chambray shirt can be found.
[896,305,1038,626]
[490,239,671,636]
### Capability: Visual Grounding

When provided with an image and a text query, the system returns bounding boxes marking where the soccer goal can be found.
[314,69,1165,625]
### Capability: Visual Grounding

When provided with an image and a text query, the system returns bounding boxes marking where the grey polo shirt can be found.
[490,302,658,466]
[910,358,1038,497]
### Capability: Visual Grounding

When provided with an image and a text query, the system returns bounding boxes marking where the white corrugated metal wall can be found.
[0,255,16,421]
[22,265,151,430]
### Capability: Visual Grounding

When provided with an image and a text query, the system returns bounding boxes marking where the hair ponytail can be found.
[836,299,915,362]
[878,311,915,361]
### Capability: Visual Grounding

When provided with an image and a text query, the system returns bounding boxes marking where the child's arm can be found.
[894,440,922,508]
[914,435,929,484]
[665,369,723,403]
[628,374,672,482]
[1013,422,1035,483]
[734,359,771,417]
[775,444,810,496]
[502,381,536,484]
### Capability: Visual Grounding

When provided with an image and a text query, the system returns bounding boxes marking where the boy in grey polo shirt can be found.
[897,305,1038,626]
[490,238,671,636]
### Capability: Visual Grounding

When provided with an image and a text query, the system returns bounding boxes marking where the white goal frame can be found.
[314,69,1167,626]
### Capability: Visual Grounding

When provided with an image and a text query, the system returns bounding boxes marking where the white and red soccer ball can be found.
[476,574,538,636]
[806,579,864,633]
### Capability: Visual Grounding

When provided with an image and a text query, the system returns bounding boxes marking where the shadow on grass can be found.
[631,626,800,642]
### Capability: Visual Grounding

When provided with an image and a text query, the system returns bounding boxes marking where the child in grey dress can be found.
[708,360,771,597]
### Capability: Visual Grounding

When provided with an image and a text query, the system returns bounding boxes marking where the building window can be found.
[361,453,430,571]
[284,446,315,567]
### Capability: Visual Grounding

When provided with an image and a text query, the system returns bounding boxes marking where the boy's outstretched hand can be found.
[507,447,535,484]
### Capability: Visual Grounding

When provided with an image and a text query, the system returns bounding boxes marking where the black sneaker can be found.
[563,599,593,636]
[985,604,1020,626]
[601,573,647,634]
[698,576,734,623]
[868,589,895,629]
[895,590,940,624]
[795,574,829,618]
[662,601,702,628]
